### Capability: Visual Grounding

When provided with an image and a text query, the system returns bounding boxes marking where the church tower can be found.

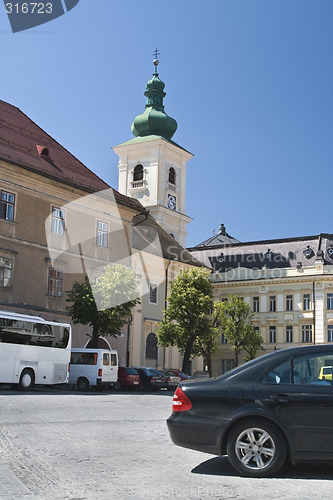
[113,55,192,247]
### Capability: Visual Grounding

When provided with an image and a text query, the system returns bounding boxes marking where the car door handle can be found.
[269,393,290,403]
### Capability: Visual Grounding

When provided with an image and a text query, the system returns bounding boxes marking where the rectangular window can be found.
[328,326,333,343]
[301,324,312,343]
[48,268,63,297]
[221,333,227,344]
[111,353,117,366]
[221,359,234,374]
[303,293,311,311]
[253,296,259,313]
[71,352,97,365]
[149,283,158,304]
[1,191,15,221]
[0,257,13,287]
[97,221,108,247]
[51,207,65,235]
[327,293,333,310]
[103,352,110,366]
[269,326,276,343]
[286,295,293,312]
[269,296,276,312]
[286,325,293,343]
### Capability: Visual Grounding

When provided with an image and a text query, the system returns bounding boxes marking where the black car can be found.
[146,368,169,389]
[132,367,164,391]
[167,344,333,477]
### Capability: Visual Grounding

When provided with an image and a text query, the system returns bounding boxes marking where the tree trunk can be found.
[206,352,212,377]
[90,325,100,348]
[182,343,194,375]
[234,348,240,368]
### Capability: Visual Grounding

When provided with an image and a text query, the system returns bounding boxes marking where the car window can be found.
[293,352,333,385]
[262,351,333,386]
[262,360,291,384]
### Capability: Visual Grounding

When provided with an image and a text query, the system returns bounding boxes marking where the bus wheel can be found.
[77,377,89,391]
[19,369,35,390]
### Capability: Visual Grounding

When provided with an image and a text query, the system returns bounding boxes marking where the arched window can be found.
[145,332,158,360]
[168,167,176,186]
[133,164,144,182]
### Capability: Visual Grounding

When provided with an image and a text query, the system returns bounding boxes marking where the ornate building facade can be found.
[189,226,333,377]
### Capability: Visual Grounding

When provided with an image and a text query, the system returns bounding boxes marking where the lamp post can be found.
[163,259,173,369]
[126,318,132,367]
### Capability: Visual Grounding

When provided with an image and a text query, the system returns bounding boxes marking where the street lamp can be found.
[126,318,132,367]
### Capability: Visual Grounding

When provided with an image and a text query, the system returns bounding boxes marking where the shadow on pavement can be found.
[0,385,174,396]
[192,455,333,479]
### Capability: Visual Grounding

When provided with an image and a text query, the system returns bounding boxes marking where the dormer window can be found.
[168,167,176,186]
[36,145,49,157]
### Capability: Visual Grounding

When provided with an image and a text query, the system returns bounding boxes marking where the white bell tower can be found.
[113,56,192,247]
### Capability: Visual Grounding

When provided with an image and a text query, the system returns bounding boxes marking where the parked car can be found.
[319,365,333,381]
[132,367,164,391]
[167,345,333,477]
[116,367,140,391]
[162,370,181,391]
[167,369,191,381]
[146,368,169,389]
[192,370,210,379]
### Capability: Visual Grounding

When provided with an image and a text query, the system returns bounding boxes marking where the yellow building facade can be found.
[189,227,333,377]
[0,99,203,371]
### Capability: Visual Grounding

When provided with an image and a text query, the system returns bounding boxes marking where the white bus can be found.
[0,310,71,390]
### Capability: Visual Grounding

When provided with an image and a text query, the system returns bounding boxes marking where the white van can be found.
[69,348,118,391]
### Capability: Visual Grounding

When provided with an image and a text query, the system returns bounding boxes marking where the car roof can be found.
[217,344,333,382]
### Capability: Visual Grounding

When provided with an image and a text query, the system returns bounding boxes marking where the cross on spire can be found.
[153,48,160,60]
[153,48,160,72]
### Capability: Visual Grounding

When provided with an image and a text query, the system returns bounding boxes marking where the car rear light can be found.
[172,387,192,412]
[98,368,102,377]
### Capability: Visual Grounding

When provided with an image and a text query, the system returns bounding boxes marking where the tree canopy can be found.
[66,265,140,347]
[157,267,215,375]
[214,295,264,367]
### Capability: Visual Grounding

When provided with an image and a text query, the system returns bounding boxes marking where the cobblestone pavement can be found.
[0,387,332,500]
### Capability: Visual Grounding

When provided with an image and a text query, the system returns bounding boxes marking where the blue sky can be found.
[1,0,332,248]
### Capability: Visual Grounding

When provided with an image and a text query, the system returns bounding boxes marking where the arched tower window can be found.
[133,164,144,182]
[168,167,176,186]
[145,332,158,360]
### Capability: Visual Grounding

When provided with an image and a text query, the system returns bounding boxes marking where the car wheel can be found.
[227,419,286,477]
[19,369,35,390]
[77,377,89,391]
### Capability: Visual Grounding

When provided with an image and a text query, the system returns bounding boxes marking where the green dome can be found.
[146,74,165,92]
[131,65,177,140]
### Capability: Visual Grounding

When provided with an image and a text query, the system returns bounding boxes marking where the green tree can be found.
[192,326,221,377]
[66,265,140,347]
[215,295,264,367]
[157,267,214,375]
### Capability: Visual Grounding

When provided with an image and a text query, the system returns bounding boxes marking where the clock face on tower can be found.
[168,194,176,211]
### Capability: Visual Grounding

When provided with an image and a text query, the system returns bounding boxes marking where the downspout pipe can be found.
[313,281,316,344]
